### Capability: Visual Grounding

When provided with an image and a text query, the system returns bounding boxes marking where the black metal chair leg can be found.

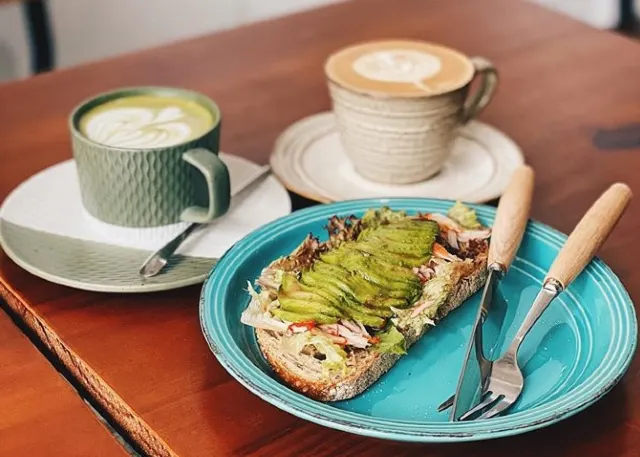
[619,0,638,33]
[21,0,55,74]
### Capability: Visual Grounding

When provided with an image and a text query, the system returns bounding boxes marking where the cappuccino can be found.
[325,40,474,98]
[79,94,215,149]
[324,40,498,184]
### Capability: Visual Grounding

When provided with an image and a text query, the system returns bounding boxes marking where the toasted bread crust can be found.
[256,251,488,402]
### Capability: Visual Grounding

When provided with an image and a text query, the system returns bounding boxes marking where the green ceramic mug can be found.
[69,86,230,228]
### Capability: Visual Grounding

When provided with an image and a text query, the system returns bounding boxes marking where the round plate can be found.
[0,153,291,293]
[199,198,637,442]
[270,112,524,203]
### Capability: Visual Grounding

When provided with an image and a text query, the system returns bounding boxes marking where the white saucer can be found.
[0,153,291,293]
[270,112,524,203]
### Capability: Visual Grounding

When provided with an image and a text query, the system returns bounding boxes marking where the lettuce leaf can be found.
[372,326,407,355]
[447,201,482,229]
[281,332,348,376]
[246,281,273,311]
[257,265,286,291]
[240,281,289,332]
[393,262,456,336]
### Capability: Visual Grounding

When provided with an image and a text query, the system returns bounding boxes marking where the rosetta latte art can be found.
[83,106,196,149]
[352,50,442,84]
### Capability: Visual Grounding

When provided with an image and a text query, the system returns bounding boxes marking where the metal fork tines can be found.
[458,281,560,421]
[456,182,632,421]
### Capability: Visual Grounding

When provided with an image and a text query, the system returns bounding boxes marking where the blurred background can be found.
[0,0,638,84]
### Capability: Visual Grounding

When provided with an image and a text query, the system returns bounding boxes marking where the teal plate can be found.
[199,198,637,442]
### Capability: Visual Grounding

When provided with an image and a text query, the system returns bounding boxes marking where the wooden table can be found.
[0,307,128,456]
[2,0,640,455]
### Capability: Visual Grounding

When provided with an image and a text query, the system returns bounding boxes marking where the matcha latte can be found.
[79,94,216,149]
[69,86,230,228]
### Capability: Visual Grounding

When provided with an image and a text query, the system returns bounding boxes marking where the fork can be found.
[458,182,632,421]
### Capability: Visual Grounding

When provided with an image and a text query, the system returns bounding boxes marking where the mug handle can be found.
[460,56,498,125]
[180,148,231,223]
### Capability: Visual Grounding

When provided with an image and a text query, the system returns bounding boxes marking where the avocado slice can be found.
[303,268,357,298]
[299,273,348,300]
[343,308,386,328]
[271,308,339,324]
[342,255,417,284]
[278,296,343,317]
[354,245,427,268]
[367,237,431,257]
[376,296,410,308]
[271,216,440,329]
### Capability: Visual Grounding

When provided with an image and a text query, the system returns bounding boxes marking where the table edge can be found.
[0,276,178,457]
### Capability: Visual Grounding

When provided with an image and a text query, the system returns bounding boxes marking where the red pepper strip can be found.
[288,321,316,332]
[311,327,348,345]
[368,336,381,344]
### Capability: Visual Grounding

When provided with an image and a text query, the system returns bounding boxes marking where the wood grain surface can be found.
[0,307,127,456]
[1,0,640,456]
[488,164,535,270]
[545,182,633,288]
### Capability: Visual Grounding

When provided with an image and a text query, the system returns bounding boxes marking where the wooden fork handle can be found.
[545,183,632,289]
[488,165,535,271]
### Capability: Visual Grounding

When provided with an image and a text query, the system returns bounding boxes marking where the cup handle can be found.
[460,56,498,124]
[180,148,231,223]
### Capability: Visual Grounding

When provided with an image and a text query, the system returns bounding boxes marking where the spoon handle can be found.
[138,223,199,278]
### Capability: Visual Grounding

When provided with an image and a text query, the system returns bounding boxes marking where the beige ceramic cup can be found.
[325,40,498,184]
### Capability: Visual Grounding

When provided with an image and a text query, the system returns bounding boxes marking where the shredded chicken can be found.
[421,213,491,243]
[340,320,361,334]
[423,213,462,233]
[433,243,461,262]
[458,229,491,242]
[337,327,369,348]
[319,322,370,348]
[413,265,436,283]
[356,321,371,338]
[311,327,347,345]
[320,323,339,336]
[446,230,459,250]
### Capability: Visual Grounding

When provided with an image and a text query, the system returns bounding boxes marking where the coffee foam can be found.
[83,106,194,148]
[325,40,474,97]
[79,95,214,149]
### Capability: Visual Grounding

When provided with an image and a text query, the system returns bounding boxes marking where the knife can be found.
[437,164,535,420]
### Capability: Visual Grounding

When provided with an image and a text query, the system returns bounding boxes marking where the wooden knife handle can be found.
[488,164,535,271]
[545,183,632,289]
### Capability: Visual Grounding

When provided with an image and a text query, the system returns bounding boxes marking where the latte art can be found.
[352,50,442,83]
[325,40,475,97]
[79,95,215,149]
[83,106,194,148]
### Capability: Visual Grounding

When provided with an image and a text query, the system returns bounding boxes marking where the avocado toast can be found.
[241,202,491,401]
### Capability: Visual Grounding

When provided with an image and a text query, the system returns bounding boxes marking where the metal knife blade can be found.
[437,164,535,419]
[449,266,508,421]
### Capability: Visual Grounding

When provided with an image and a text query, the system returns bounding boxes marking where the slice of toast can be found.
[256,253,487,401]
[243,205,490,402]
